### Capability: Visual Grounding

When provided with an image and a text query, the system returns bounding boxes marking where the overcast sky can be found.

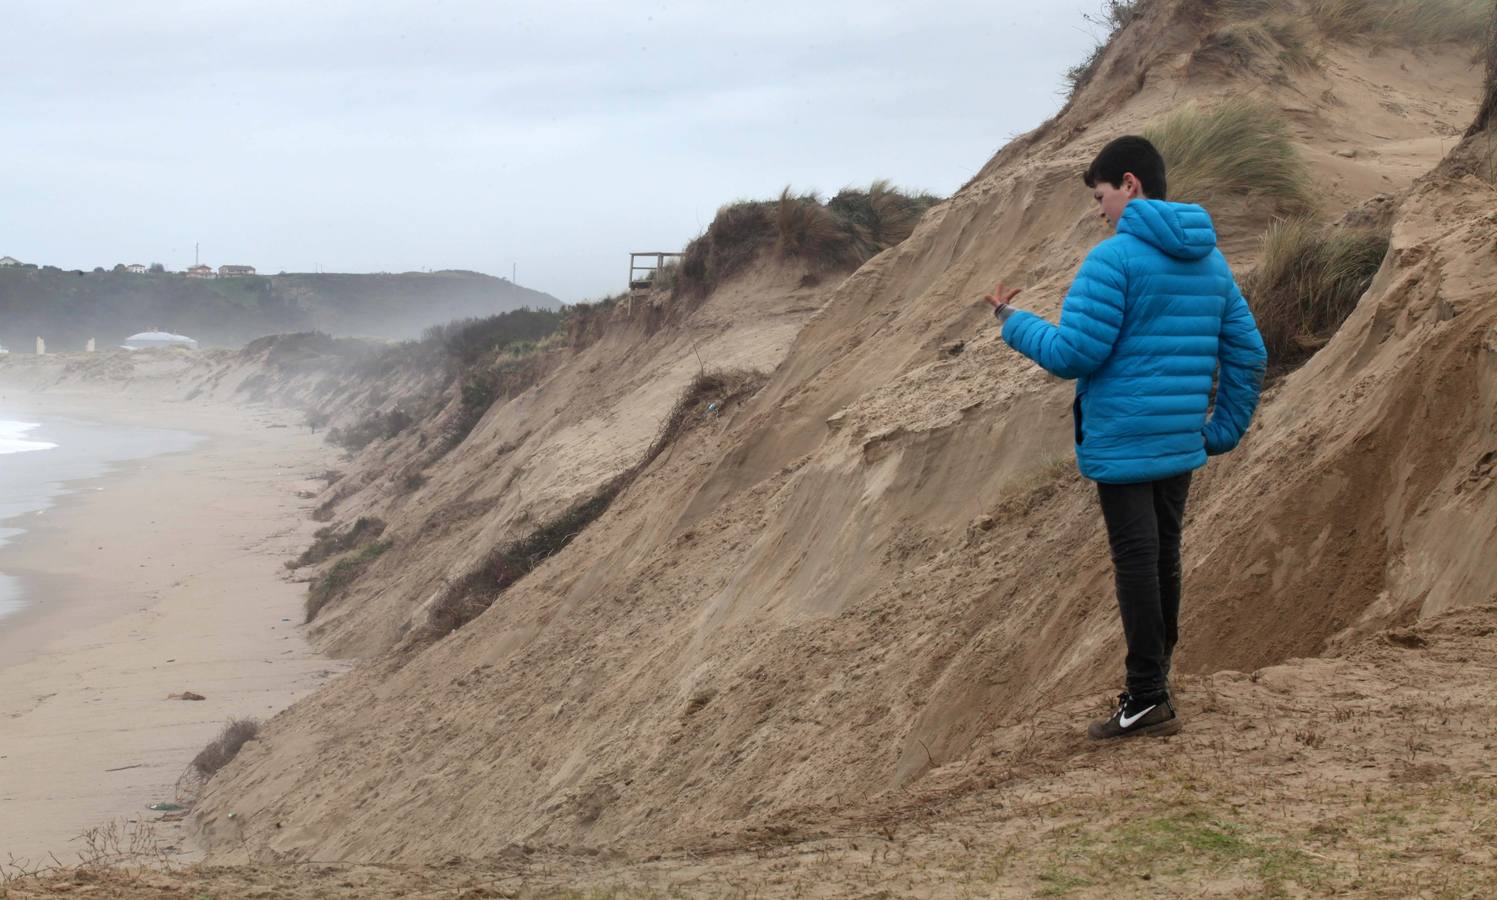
[0,1,1102,302]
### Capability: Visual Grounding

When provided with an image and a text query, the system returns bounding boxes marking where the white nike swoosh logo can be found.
[1119,705,1157,728]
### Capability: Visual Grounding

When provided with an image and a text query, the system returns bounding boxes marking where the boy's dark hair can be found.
[1084,136,1167,201]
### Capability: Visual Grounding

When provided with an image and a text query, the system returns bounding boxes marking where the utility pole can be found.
[512,262,517,285]
[195,242,199,266]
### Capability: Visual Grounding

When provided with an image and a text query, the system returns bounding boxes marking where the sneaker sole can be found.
[1089,717,1184,741]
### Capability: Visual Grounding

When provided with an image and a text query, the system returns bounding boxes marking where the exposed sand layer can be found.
[0,392,346,864]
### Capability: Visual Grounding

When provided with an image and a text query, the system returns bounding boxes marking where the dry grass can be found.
[674,201,777,300]
[1063,0,1143,98]
[1307,0,1487,44]
[1143,98,1313,214]
[673,185,939,300]
[774,189,855,267]
[1193,16,1319,71]
[191,718,261,778]
[828,180,941,257]
[1242,216,1389,369]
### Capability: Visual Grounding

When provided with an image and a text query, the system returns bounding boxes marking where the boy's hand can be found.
[983,282,1021,311]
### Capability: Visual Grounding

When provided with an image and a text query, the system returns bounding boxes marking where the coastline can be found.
[0,389,349,863]
[0,413,200,639]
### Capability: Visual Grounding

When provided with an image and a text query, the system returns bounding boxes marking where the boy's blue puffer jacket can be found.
[1001,199,1267,484]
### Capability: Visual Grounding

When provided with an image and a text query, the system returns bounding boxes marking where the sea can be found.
[0,413,201,622]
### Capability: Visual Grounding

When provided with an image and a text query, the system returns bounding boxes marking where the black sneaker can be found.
[1087,692,1181,740]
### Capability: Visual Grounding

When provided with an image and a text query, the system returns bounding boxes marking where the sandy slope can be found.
[8,600,1496,896]
[164,0,1495,869]
[0,392,346,863]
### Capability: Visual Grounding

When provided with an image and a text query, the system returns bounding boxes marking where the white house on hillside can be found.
[0,256,22,267]
[126,263,146,274]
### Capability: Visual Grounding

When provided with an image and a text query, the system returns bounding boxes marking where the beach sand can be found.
[0,391,346,864]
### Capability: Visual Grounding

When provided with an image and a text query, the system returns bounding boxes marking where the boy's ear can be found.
[1123,172,1142,198]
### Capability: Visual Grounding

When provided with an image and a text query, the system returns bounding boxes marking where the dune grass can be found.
[1306,0,1488,44]
[287,516,386,570]
[304,539,393,623]
[1193,16,1319,71]
[1243,217,1389,369]
[1143,98,1313,214]
[673,183,939,300]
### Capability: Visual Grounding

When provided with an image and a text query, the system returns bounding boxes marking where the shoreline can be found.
[0,412,201,652]
[0,388,349,863]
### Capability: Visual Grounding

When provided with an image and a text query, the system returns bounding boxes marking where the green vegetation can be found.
[0,267,557,350]
[673,182,940,299]
[447,348,553,447]
[304,539,392,623]
[422,308,563,367]
[1242,216,1389,370]
[422,369,766,638]
[191,718,261,778]
[287,516,387,570]
[326,407,415,452]
[1143,98,1313,215]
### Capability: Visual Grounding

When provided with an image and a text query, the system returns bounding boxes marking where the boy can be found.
[984,136,1267,740]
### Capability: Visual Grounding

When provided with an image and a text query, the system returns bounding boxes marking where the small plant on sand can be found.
[191,718,260,778]
[1143,98,1313,215]
[1242,216,1389,370]
[288,516,386,569]
[1063,1,1142,98]
[304,539,392,622]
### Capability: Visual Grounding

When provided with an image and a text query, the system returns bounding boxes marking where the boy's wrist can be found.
[993,303,1016,324]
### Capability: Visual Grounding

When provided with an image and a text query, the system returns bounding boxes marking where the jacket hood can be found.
[1117,199,1217,260]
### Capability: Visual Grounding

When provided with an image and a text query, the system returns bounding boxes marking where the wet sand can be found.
[0,392,348,864]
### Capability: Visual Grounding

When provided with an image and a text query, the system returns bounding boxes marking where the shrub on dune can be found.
[673,183,940,299]
[1243,216,1389,369]
[192,718,260,778]
[1143,98,1313,215]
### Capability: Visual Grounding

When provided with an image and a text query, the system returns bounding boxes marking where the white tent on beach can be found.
[123,331,199,350]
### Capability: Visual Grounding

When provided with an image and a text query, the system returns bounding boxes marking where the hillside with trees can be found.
[0,266,559,350]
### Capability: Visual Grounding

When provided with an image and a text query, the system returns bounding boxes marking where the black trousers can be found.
[1096,471,1192,703]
